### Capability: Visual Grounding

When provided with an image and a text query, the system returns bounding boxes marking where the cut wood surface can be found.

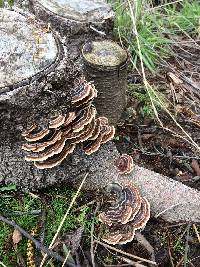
[30,0,114,36]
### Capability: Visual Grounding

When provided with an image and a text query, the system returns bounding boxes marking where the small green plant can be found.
[128,84,166,117]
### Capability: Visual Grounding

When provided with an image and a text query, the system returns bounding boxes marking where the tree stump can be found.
[29,0,114,60]
[82,40,128,124]
[0,8,78,185]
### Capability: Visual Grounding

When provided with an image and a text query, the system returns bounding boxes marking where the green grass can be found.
[0,187,98,266]
[108,0,200,72]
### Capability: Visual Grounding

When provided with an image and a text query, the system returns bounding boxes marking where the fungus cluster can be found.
[99,182,150,245]
[22,78,115,169]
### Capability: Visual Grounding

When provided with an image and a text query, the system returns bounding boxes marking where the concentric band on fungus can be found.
[34,143,76,169]
[25,137,66,162]
[83,132,103,155]
[72,106,96,132]
[22,130,62,152]
[22,123,37,137]
[62,112,76,127]
[72,85,97,108]
[49,114,66,129]
[25,128,50,142]
[131,197,150,230]
[71,81,91,103]
[70,118,96,144]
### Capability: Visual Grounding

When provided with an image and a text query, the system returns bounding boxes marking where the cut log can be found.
[1,142,200,223]
[0,8,78,142]
[82,40,128,124]
[1,8,200,224]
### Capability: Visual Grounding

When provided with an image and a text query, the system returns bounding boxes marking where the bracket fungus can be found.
[22,78,116,169]
[114,154,134,174]
[99,182,150,245]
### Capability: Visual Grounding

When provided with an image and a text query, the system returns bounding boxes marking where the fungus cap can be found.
[25,137,66,162]
[131,197,150,230]
[34,143,75,169]
[25,128,50,142]
[114,154,134,174]
[49,114,65,128]
[22,130,62,152]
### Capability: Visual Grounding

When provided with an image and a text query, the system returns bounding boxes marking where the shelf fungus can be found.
[99,182,150,245]
[22,78,115,169]
[114,154,134,174]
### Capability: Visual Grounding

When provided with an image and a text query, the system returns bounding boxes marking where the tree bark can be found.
[82,40,128,125]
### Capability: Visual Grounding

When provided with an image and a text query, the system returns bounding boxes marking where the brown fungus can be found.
[99,182,150,245]
[72,106,96,133]
[131,197,150,230]
[34,143,76,169]
[22,130,62,152]
[49,114,65,129]
[71,79,97,108]
[89,118,101,140]
[102,231,123,245]
[22,123,37,137]
[22,77,114,169]
[25,137,66,162]
[101,125,115,144]
[62,112,76,127]
[25,128,50,142]
[114,154,134,174]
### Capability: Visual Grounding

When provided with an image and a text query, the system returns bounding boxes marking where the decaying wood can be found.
[82,40,128,124]
[1,141,200,223]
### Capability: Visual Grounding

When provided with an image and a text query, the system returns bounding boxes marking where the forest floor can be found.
[0,0,200,267]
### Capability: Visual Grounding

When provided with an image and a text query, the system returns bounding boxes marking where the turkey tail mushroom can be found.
[99,182,150,245]
[22,77,115,169]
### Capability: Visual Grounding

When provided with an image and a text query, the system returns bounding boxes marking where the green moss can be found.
[0,187,98,266]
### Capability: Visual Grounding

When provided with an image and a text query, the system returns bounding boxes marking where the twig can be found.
[184,224,191,267]
[193,224,200,243]
[0,261,7,267]
[94,240,157,265]
[0,215,66,264]
[73,200,96,212]
[135,232,156,266]
[39,173,88,267]
[3,210,41,216]
[119,256,147,267]
[176,256,184,267]
[91,202,100,267]
[61,250,71,267]
[167,237,175,267]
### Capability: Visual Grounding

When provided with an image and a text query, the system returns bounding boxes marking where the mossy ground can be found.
[0,186,99,266]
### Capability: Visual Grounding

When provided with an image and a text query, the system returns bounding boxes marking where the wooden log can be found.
[82,40,128,124]
[1,141,200,223]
